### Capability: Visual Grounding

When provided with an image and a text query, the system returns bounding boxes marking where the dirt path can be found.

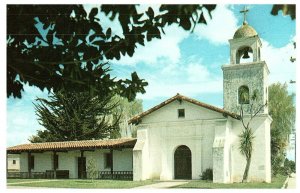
[286,173,296,189]
[132,181,188,189]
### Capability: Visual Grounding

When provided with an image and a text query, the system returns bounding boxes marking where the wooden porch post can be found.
[28,151,31,178]
[53,151,57,179]
[80,150,84,179]
[110,149,113,179]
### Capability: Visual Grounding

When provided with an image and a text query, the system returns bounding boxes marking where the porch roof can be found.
[7,138,137,153]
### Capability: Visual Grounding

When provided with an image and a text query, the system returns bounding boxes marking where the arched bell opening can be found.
[236,46,253,64]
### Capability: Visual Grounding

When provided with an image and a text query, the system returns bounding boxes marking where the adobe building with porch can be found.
[7,14,272,183]
[7,139,135,179]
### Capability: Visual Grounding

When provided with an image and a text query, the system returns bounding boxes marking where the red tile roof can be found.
[128,93,240,124]
[7,138,137,153]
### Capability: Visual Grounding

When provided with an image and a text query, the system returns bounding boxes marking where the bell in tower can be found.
[229,6,262,65]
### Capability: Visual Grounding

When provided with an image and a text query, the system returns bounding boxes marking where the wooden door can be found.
[174,145,192,179]
[78,157,86,179]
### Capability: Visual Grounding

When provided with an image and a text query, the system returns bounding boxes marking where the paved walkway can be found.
[286,173,296,189]
[133,181,189,189]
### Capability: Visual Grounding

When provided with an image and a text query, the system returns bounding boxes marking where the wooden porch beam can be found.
[27,151,31,178]
[110,149,113,179]
[80,150,84,179]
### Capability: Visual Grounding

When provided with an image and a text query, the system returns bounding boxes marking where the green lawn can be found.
[7,179,48,183]
[7,175,287,189]
[7,179,155,189]
[175,175,287,189]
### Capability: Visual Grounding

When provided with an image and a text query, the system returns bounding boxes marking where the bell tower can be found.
[222,7,269,114]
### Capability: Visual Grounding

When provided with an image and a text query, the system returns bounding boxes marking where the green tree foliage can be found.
[268,83,295,175]
[110,95,143,138]
[271,4,296,20]
[29,91,143,142]
[7,4,216,99]
[29,91,120,142]
[284,158,296,174]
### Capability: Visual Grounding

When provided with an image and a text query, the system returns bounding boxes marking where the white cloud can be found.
[137,79,222,100]
[112,24,189,66]
[112,5,239,66]
[187,62,211,82]
[260,38,296,85]
[137,56,223,100]
[194,5,238,45]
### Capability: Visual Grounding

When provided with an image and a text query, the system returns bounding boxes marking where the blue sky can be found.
[6,4,296,159]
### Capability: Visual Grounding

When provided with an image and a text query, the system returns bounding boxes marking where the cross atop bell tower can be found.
[240,6,249,24]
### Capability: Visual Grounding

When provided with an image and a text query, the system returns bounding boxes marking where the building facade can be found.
[130,21,271,183]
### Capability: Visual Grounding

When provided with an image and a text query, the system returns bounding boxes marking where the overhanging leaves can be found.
[7,4,217,100]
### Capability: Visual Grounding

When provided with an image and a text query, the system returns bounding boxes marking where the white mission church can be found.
[7,15,272,183]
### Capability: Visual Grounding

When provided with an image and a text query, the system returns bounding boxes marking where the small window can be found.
[54,154,59,169]
[178,109,185,118]
[30,155,34,169]
[12,160,16,164]
[104,153,112,168]
[238,86,250,104]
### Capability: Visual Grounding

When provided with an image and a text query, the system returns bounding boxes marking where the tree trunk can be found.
[242,157,251,182]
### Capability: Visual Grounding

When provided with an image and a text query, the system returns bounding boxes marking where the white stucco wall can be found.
[7,154,20,171]
[213,119,232,183]
[133,129,149,181]
[230,114,271,182]
[134,100,226,181]
[142,100,224,124]
[20,153,28,172]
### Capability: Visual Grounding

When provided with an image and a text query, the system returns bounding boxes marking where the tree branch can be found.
[240,104,248,129]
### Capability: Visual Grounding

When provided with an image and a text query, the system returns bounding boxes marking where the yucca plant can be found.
[239,89,267,183]
[239,128,255,182]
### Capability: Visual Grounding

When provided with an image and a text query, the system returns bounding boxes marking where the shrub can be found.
[272,158,296,177]
[87,158,97,181]
[201,168,213,180]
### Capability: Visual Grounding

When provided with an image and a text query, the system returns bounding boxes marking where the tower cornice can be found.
[221,61,270,74]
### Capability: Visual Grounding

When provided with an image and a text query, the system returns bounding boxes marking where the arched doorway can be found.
[174,145,192,179]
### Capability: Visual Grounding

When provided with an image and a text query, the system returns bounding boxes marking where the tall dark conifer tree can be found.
[29,91,120,142]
